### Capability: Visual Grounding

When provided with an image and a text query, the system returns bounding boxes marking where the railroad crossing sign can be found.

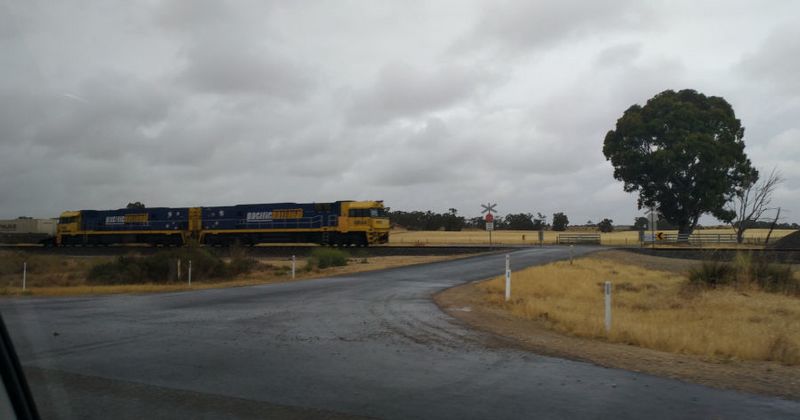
[481,203,498,246]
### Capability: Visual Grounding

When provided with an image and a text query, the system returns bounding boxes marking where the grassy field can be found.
[389,228,796,246]
[0,251,461,296]
[477,251,800,365]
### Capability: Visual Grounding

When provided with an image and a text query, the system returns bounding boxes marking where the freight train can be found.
[3,200,390,247]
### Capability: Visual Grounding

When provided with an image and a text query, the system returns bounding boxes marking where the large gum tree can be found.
[603,89,757,235]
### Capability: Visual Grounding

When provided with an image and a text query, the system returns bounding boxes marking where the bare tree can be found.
[727,168,783,244]
[765,207,781,245]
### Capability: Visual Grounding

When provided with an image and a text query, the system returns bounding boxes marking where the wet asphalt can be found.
[1,247,799,419]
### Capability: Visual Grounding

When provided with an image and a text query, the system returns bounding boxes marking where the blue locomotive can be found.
[56,200,389,246]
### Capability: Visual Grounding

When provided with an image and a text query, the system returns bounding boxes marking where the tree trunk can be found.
[765,207,780,245]
[677,223,693,243]
[736,224,745,244]
[676,216,699,243]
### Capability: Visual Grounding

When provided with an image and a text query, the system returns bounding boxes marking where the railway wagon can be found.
[0,218,57,244]
[56,200,389,246]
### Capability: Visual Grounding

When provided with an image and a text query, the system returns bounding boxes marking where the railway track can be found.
[0,244,514,257]
[5,244,798,260]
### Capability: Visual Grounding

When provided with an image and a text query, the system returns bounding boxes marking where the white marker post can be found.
[569,245,574,265]
[604,281,612,333]
[22,262,27,291]
[291,255,296,279]
[188,260,192,287]
[505,254,511,302]
[177,259,182,281]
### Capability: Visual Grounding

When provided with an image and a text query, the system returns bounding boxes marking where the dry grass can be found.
[0,253,461,297]
[389,228,795,246]
[477,252,800,365]
[0,251,111,290]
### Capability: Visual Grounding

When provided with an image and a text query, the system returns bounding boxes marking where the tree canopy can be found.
[603,89,756,234]
[503,213,536,230]
[552,212,569,231]
[598,218,614,233]
[389,210,464,231]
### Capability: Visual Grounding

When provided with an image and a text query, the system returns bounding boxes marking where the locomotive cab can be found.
[56,211,81,245]
[340,201,390,245]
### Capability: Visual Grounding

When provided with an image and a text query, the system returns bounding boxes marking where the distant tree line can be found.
[390,208,800,232]
[390,210,571,231]
[389,209,465,231]
[631,216,799,231]
[732,220,798,229]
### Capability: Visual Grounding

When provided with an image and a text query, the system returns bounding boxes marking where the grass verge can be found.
[477,253,800,364]
[435,250,800,398]
[0,253,467,297]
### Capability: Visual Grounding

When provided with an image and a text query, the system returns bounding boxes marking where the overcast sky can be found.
[1,1,798,224]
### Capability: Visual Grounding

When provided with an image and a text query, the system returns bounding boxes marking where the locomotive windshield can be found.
[59,216,78,224]
[348,208,388,217]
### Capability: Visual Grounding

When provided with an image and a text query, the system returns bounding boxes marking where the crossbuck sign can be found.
[481,203,498,246]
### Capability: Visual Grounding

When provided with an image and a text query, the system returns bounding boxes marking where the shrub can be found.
[749,258,797,295]
[688,253,800,296]
[0,252,27,276]
[227,256,258,276]
[308,248,349,269]
[88,256,146,285]
[688,260,735,288]
[87,247,255,285]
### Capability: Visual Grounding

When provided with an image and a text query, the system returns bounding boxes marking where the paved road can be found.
[1,247,798,419]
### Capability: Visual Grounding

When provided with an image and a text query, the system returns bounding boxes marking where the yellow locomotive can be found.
[56,200,389,246]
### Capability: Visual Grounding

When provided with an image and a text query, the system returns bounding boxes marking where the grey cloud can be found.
[594,43,642,68]
[28,73,172,160]
[347,61,492,125]
[342,118,462,187]
[738,25,800,95]
[177,41,314,100]
[158,1,315,100]
[535,56,687,139]
[1,1,799,227]
[454,0,651,54]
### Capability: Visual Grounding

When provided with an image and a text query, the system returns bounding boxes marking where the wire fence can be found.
[388,231,785,248]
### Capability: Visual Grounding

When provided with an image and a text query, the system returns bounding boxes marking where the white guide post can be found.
[188,260,192,287]
[505,254,511,302]
[23,262,27,291]
[569,245,574,265]
[291,255,296,279]
[604,281,612,333]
